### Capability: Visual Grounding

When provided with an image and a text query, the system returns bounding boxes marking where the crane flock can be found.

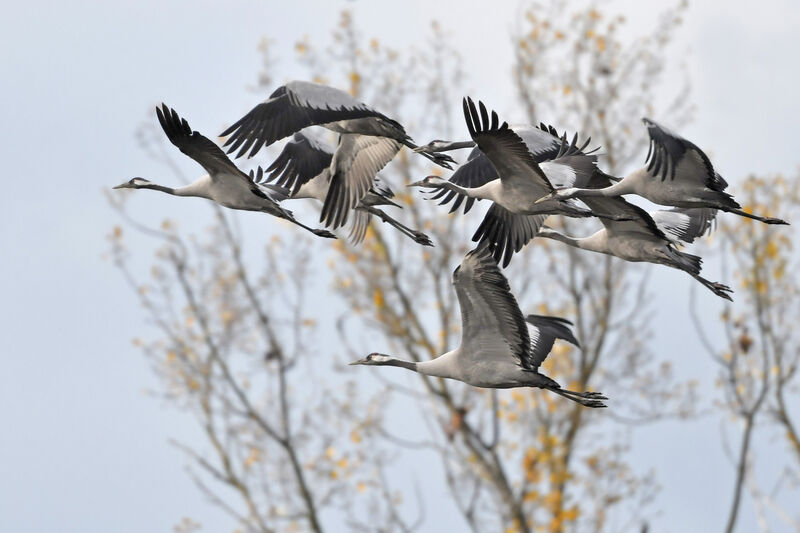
[115,80,789,409]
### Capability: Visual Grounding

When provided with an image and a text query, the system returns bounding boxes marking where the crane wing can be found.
[261,131,334,196]
[577,171,669,241]
[524,315,580,371]
[463,98,555,197]
[649,207,718,245]
[345,209,371,245]
[453,244,532,368]
[429,147,496,214]
[472,204,549,268]
[642,117,727,191]
[320,134,401,228]
[539,154,598,189]
[157,104,246,179]
[220,80,404,158]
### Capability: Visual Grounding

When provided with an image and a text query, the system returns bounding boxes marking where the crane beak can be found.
[112,182,130,190]
[407,180,427,188]
[348,358,368,366]
[534,192,558,205]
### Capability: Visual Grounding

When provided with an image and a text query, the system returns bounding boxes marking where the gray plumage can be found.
[538,173,734,300]
[350,244,607,408]
[112,105,335,239]
[548,117,788,225]
[256,132,431,246]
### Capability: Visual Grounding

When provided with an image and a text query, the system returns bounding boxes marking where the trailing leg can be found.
[723,207,789,226]
[546,386,608,408]
[365,206,434,246]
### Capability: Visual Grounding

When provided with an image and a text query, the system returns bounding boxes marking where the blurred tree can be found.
[108,133,420,531]
[693,174,800,533]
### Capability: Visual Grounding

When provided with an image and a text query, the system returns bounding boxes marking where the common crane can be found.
[541,118,788,225]
[538,173,733,300]
[256,131,433,246]
[350,244,607,408]
[408,98,620,266]
[219,81,455,229]
[113,104,335,238]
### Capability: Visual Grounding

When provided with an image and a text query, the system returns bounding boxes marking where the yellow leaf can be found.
[373,289,385,309]
[350,429,362,444]
[596,36,606,51]
[325,446,335,459]
[357,481,366,492]
[336,458,348,469]
[563,85,572,95]
[563,505,580,521]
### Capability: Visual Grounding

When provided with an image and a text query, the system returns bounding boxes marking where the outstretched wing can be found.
[642,117,726,191]
[650,207,718,244]
[262,131,334,196]
[472,204,549,268]
[453,244,532,368]
[432,125,595,215]
[539,154,598,189]
[429,147,495,214]
[220,80,404,158]
[319,134,401,228]
[524,314,580,371]
[345,209,371,245]
[578,171,669,241]
[157,104,245,179]
[463,98,555,197]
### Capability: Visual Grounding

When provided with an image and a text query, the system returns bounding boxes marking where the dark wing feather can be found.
[472,204,548,267]
[319,134,401,228]
[263,131,334,196]
[642,117,722,191]
[580,171,669,241]
[430,148,497,214]
[157,104,243,178]
[524,314,580,370]
[463,98,555,195]
[434,126,597,215]
[220,81,404,158]
[453,244,532,368]
[650,207,718,244]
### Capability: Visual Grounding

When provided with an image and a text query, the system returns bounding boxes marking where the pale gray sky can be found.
[1,1,798,532]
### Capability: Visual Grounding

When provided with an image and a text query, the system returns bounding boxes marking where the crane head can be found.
[349,352,392,366]
[113,177,151,189]
[412,140,449,153]
[407,175,448,189]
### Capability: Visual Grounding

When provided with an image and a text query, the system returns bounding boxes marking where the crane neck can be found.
[538,228,602,252]
[438,179,495,201]
[131,181,205,198]
[562,179,634,200]
[133,182,178,195]
[379,357,419,372]
[439,140,476,152]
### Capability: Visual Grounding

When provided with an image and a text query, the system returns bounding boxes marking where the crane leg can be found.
[365,207,434,246]
[723,207,789,225]
[546,386,608,408]
[690,273,733,301]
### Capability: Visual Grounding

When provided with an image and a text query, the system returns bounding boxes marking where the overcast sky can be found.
[1,1,799,532]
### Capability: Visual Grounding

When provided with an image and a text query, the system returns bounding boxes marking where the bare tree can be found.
[693,173,800,533]
[108,122,421,531]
